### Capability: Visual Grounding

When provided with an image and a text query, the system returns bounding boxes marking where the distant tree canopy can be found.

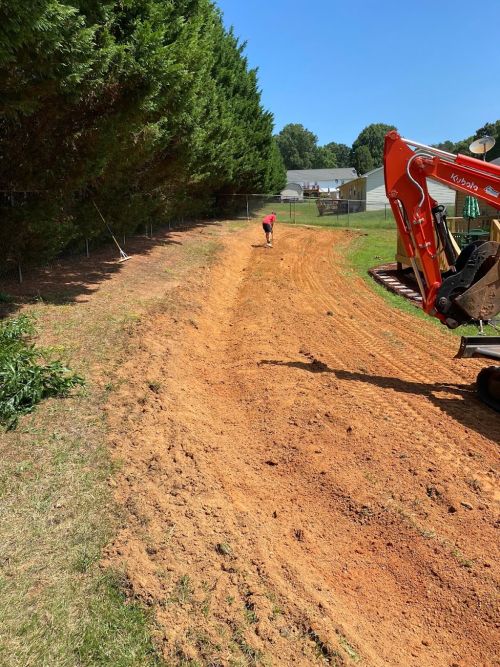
[350,123,396,174]
[0,0,286,272]
[276,116,500,186]
[275,122,396,174]
[323,142,351,168]
[351,145,374,175]
[435,120,500,162]
[275,124,319,170]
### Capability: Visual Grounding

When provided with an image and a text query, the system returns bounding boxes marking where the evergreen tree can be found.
[0,0,284,271]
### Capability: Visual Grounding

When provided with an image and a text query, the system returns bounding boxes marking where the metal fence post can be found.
[385,203,387,220]
[347,200,350,226]
[85,238,90,258]
[246,195,249,221]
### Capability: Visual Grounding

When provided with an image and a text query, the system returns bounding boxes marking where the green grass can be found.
[346,228,494,337]
[255,200,397,230]
[0,230,226,667]
[252,198,455,230]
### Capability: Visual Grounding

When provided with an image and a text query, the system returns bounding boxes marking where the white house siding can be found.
[426,179,455,205]
[365,167,455,210]
[365,168,387,209]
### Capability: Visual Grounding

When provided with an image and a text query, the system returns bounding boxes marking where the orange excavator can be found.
[384,131,500,412]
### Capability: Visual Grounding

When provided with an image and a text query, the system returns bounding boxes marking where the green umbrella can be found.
[462,195,480,234]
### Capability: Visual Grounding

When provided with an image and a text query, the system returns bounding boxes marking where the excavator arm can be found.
[383,131,500,411]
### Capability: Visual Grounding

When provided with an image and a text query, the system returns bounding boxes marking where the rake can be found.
[92,200,131,262]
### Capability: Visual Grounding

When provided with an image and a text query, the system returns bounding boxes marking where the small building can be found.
[286,168,358,195]
[280,182,304,201]
[339,165,455,210]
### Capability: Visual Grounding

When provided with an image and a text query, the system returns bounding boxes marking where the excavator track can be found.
[456,336,500,413]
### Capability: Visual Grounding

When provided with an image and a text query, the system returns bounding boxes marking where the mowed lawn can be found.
[0,229,226,667]
[254,199,397,229]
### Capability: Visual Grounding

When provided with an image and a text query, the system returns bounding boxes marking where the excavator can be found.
[383,131,500,412]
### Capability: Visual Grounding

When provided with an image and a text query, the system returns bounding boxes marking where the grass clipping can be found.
[0,314,83,428]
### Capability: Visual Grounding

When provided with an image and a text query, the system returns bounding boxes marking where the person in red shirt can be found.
[262,211,276,247]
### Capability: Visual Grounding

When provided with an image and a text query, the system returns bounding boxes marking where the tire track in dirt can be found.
[106,224,499,667]
[218,228,500,664]
[287,229,498,495]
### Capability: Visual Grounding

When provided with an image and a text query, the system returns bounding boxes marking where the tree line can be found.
[434,121,500,162]
[276,120,500,177]
[0,0,286,273]
[275,122,395,175]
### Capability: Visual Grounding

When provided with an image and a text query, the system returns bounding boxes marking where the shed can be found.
[280,182,304,201]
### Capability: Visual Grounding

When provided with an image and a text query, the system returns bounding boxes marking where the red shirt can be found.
[263,214,276,225]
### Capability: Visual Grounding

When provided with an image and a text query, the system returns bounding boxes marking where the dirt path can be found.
[106,225,499,666]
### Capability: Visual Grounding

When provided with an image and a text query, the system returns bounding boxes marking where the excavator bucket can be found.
[450,241,500,321]
[454,248,500,320]
[456,336,500,361]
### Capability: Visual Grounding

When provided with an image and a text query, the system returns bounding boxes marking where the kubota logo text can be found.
[450,173,478,192]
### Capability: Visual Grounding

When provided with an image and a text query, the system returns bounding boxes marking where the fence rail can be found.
[215,194,456,226]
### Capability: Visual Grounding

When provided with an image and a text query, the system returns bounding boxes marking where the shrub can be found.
[0,315,84,429]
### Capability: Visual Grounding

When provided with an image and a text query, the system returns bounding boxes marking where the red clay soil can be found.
[105,225,499,667]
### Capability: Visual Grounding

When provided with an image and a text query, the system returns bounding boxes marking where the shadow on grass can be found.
[259,358,499,440]
[0,220,218,318]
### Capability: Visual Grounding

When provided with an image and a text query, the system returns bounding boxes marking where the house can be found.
[280,182,304,201]
[455,156,500,219]
[286,168,358,195]
[339,165,455,210]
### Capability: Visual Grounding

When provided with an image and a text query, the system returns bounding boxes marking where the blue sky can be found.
[216,0,500,147]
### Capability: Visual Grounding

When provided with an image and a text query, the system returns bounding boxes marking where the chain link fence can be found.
[214,194,456,229]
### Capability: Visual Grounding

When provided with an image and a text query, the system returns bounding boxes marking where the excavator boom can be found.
[383,131,500,412]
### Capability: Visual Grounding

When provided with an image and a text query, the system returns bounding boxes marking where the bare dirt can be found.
[104,224,499,667]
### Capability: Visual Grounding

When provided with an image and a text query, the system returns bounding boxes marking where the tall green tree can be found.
[312,145,337,169]
[0,0,284,271]
[350,123,396,173]
[352,145,374,175]
[322,142,351,167]
[275,123,319,170]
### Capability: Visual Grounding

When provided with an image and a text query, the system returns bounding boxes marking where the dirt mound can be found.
[105,225,499,666]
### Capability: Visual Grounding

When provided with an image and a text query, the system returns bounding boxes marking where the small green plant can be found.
[0,314,84,429]
[0,292,14,303]
[176,575,193,604]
